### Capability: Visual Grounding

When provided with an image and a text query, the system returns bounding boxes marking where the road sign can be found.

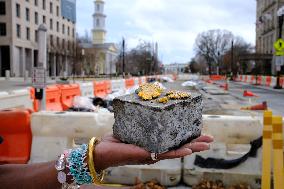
[274,39,284,56]
[32,68,46,89]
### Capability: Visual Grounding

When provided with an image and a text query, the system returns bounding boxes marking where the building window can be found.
[50,34,53,46]
[16,4,20,18]
[26,27,30,40]
[62,24,65,34]
[43,15,46,24]
[26,8,30,21]
[50,2,53,14]
[96,19,100,27]
[49,19,53,30]
[35,12,38,24]
[67,41,70,50]
[0,23,6,36]
[34,0,38,6]
[42,0,46,10]
[0,2,6,15]
[56,21,59,32]
[72,28,75,38]
[56,37,59,46]
[35,30,38,42]
[16,24,21,38]
[67,26,70,36]
[56,6,59,16]
[96,4,100,12]
[62,39,65,48]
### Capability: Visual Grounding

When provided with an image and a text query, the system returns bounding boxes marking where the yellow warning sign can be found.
[274,39,284,56]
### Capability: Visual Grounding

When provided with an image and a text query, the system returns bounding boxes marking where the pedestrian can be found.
[0,134,213,189]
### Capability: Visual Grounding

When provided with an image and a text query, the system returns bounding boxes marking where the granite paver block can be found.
[113,92,203,154]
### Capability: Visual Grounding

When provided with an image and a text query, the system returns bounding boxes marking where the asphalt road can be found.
[228,81,284,116]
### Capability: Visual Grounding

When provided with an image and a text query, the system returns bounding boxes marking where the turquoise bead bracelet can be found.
[67,144,93,185]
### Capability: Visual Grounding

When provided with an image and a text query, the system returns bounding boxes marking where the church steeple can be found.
[92,0,106,44]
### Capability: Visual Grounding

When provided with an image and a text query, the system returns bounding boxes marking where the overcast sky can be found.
[76,0,256,64]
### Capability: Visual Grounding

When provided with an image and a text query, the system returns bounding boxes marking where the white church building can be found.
[81,0,118,75]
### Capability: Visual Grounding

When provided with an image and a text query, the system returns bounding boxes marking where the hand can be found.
[94,134,213,172]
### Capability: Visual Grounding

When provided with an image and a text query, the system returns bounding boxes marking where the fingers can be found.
[192,135,214,143]
[182,142,210,153]
[159,148,192,160]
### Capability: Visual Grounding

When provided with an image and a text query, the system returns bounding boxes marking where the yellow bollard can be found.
[272,116,284,189]
[261,111,273,189]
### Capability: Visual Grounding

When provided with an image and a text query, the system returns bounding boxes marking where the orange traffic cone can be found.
[219,83,229,91]
[243,90,258,97]
[224,83,229,91]
[241,101,268,110]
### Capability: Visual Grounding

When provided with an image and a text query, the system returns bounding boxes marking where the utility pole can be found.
[35,24,47,111]
[231,40,234,80]
[122,38,125,78]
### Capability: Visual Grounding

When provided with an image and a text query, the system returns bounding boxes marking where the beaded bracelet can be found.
[88,137,105,184]
[55,150,80,189]
[67,144,93,185]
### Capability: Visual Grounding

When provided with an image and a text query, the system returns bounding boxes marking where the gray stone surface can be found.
[113,92,203,153]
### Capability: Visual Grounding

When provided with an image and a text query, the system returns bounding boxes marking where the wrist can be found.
[93,142,107,172]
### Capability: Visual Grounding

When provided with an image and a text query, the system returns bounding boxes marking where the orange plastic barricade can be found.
[280,77,284,87]
[210,75,225,81]
[30,88,39,112]
[244,75,248,83]
[0,109,32,164]
[250,75,255,84]
[257,76,262,85]
[94,81,108,98]
[105,80,112,94]
[59,84,81,111]
[125,78,135,89]
[45,85,63,111]
[266,76,272,87]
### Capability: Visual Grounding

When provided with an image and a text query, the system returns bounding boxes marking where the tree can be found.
[189,58,200,73]
[222,36,253,75]
[116,40,161,76]
[194,29,234,75]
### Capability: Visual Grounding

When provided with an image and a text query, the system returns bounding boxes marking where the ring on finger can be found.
[150,153,158,161]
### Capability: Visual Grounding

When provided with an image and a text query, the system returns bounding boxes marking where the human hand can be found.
[94,134,213,172]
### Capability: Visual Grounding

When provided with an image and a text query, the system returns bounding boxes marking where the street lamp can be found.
[217,51,220,75]
[274,7,284,89]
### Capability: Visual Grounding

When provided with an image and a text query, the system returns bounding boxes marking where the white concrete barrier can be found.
[105,159,182,186]
[183,115,264,189]
[79,82,94,97]
[0,88,33,110]
[134,77,139,86]
[262,76,266,86]
[247,75,252,83]
[111,79,125,92]
[30,110,114,163]
[271,76,277,87]
[140,76,147,84]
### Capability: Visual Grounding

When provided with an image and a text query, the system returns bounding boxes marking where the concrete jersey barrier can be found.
[29,110,114,163]
[183,115,264,189]
[0,88,33,110]
[79,82,94,97]
[111,79,125,92]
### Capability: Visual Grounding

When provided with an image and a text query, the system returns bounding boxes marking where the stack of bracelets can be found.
[55,137,105,189]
